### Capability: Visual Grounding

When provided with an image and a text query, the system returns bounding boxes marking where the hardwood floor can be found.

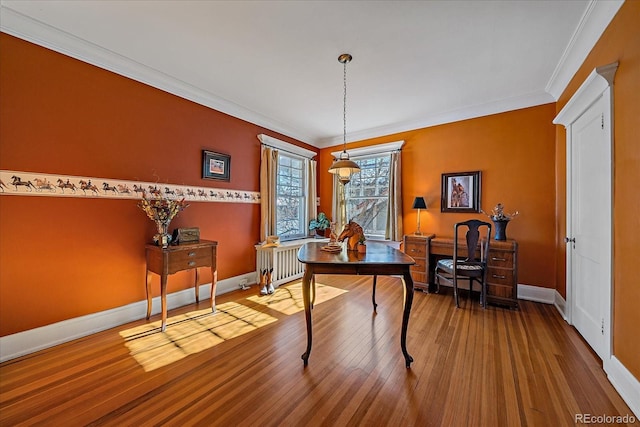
[0,275,635,426]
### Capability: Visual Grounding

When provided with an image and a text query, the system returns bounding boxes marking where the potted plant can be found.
[357,234,367,253]
[309,212,331,237]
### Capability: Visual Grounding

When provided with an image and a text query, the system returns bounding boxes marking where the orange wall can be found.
[319,104,558,289]
[0,34,317,336]
[555,0,640,379]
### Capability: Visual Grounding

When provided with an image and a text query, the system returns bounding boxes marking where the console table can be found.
[145,240,218,331]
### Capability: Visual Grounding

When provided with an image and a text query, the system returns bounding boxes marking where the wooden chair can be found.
[434,219,492,308]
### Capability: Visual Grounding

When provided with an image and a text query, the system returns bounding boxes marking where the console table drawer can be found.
[168,247,212,272]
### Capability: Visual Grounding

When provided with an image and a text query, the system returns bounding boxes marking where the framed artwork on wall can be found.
[202,150,231,181]
[440,171,481,213]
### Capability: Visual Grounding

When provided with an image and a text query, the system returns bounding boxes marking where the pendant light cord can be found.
[343,58,347,150]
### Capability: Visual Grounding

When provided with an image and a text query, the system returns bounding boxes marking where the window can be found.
[276,153,307,239]
[345,154,390,239]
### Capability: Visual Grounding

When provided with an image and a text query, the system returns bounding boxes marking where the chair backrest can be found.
[453,219,492,264]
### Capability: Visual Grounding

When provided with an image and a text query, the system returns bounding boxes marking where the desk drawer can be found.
[487,267,514,285]
[405,243,427,258]
[410,258,427,272]
[488,251,515,268]
[168,247,212,272]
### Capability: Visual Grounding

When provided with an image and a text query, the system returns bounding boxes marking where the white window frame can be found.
[258,134,316,242]
[331,140,404,240]
[276,152,307,240]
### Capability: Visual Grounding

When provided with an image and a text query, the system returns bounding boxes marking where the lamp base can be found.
[414,231,423,236]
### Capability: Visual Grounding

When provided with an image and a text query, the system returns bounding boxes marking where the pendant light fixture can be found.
[328,53,360,185]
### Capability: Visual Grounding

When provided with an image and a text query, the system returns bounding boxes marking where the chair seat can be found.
[437,258,483,271]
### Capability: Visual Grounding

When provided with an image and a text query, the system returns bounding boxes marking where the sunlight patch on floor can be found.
[246,281,347,315]
[119,302,277,371]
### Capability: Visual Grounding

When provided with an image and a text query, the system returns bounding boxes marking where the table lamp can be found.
[412,197,427,235]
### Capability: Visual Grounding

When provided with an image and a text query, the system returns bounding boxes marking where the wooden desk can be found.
[145,239,218,331]
[297,241,416,367]
[428,237,518,308]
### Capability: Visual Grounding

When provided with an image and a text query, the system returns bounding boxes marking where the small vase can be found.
[492,219,510,241]
[154,221,172,248]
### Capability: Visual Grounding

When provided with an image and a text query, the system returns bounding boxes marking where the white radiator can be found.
[255,238,325,287]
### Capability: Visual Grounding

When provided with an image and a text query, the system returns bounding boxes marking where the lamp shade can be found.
[412,197,427,210]
[328,152,360,185]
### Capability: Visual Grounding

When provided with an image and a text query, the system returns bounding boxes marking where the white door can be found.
[569,94,611,360]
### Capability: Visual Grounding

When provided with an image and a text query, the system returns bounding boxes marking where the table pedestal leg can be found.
[372,275,378,312]
[401,271,415,368]
[301,267,314,366]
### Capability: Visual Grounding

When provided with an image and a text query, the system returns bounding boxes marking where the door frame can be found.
[553,62,617,363]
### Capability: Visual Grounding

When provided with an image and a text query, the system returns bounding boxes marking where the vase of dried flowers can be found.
[481,203,519,241]
[138,195,189,248]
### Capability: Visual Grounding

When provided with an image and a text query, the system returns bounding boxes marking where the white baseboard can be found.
[517,284,556,304]
[605,356,640,418]
[554,290,567,320]
[0,272,256,362]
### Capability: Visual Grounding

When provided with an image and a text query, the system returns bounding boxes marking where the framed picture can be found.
[441,171,481,213]
[202,150,231,181]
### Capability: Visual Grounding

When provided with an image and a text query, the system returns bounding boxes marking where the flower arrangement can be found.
[482,203,519,222]
[138,196,189,224]
[138,195,189,247]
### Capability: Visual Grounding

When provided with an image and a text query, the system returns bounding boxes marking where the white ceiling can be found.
[0,1,623,148]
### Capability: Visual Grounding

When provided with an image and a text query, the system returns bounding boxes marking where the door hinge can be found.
[601,113,604,130]
[565,237,576,249]
[601,318,605,335]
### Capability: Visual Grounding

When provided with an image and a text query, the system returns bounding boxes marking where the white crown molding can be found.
[258,134,317,159]
[1,1,622,149]
[330,140,404,159]
[545,0,624,100]
[0,6,314,145]
[316,90,554,148]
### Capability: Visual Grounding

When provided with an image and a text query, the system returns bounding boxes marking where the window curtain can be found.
[331,174,346,233]
[385,151,403,240]
[306,158,317,234]
[259,146,278,242]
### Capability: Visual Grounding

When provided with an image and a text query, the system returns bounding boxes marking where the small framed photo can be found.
[441,171,481,213]
[202,150,231,181]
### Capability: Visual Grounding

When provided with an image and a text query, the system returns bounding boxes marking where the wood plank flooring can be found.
[0,275,635,426]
